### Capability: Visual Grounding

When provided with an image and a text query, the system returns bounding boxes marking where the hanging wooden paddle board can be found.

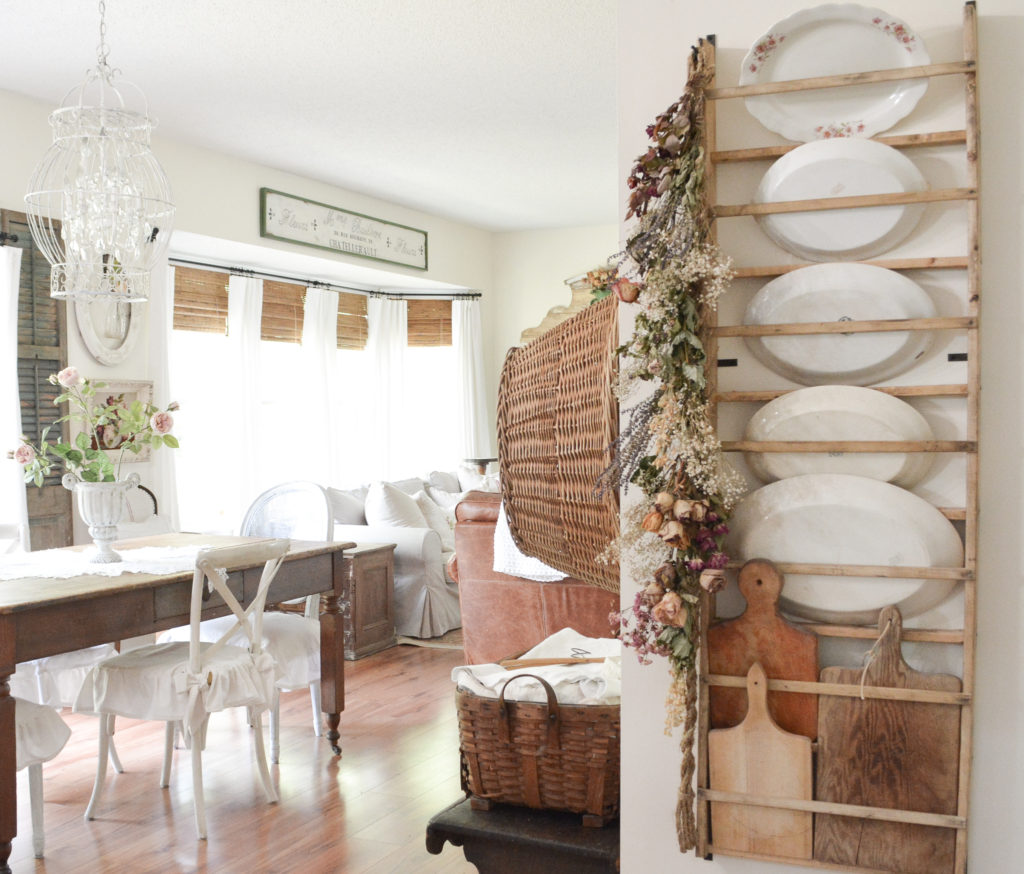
[815,605,961,873]
[708,558,818,739]
[708,662,813,858]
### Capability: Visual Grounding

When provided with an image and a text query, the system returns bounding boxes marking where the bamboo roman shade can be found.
[407,298,452,347]
[260,279,304,343]
[336,291,368,350]
[173,267,229,335]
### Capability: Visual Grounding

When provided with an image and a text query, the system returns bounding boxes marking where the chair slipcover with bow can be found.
[160,481,330,763]
[15,697,71,858]
[75,538,290,839]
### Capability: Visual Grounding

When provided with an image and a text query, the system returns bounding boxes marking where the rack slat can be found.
[723,439,975,453]
[702,845,942,874]
[699,789,967,829]
[706,60,972,100]
[715,316,974,337]
[715,187,975,219]
[722,560,973,581]
[732,256,968,279]
[794,624,964,644]
[716,384,968,402]
[705,675,969,706]
[713,130,967,164]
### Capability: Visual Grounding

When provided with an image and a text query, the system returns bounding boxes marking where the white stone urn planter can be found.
[62,472,140,563]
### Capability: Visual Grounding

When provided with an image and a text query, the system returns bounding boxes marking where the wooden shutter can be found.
[337,291,368,350]
[261,279,305,343]
[173,267,229,334]
[407,298,452,347]
[2,209,73,550]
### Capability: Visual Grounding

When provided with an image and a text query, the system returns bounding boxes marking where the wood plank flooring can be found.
[11,644,476,873]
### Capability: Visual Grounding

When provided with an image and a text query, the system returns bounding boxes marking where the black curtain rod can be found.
[0,232,19,245]
[168,256,481,300]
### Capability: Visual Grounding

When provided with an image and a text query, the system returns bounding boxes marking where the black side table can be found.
[426,798,620,874]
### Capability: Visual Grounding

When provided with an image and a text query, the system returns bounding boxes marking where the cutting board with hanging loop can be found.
[708,558,818,739]
[708,661,813,858]
[815,605,961,873]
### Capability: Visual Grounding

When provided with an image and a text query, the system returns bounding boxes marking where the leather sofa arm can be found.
[454,490,501,523]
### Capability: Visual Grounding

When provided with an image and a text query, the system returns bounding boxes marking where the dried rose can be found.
[652,591,688,627]
[641,510,664,533]
[673,498,695,521]
[690,501,710,523]
[642,581,666,606]
[658,520,689,548]
[654,492,675,514]
[653,561,677,589]
[612,277,641,303]
[699,569,727,594]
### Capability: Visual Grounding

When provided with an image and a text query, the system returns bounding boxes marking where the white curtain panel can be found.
[301,287,342,485]
[0,246,29,552]
[453,298,492,460]
[148,262,180,531]
[227,274,264,527]
[366,296,407,480]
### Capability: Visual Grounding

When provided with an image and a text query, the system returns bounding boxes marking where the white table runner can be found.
[0,545,201,581]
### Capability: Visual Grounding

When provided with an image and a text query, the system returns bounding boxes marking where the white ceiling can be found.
[0,0,619,233]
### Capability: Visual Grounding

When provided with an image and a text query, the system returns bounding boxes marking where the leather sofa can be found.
[448,490,618,664]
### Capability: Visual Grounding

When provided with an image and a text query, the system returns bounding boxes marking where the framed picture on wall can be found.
[71,379,155,463]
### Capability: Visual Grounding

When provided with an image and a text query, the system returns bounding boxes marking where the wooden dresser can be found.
[340,542,397,660]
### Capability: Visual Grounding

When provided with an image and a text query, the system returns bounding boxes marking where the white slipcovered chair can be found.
[160,481,329,763]
[75,539,290,840]
[15,697,71,858]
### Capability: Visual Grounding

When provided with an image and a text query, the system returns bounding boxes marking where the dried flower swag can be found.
[602,41,744,852]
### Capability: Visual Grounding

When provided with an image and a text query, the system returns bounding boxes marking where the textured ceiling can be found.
[0,0,618,232]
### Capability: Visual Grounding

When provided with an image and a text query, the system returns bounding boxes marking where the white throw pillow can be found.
[364,481,430,529]
[428,470,462,493]
[327,486,368,525]
[390,477,427,496]
[425,485,463,524]
[413,490,456,553]
[457,465,501,493]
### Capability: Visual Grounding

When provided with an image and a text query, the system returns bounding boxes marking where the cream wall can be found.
[619,2,1023,872]
[491,223,619,380]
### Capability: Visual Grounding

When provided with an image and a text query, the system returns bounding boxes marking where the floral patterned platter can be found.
[739,3,930,142]
[743,385,935,488]
[725,474,962,625]
[742,261,936,385]
[754,138,927,261]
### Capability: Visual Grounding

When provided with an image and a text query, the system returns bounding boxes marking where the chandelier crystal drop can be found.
[24,0,174,302]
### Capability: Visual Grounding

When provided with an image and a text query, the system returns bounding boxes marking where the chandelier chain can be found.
[96,0,110,72]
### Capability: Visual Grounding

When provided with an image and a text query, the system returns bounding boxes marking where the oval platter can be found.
[744,385,935,487]
[754,138,927,261]
[743,262,936,385]
[739,3,930,142]
[725,473,963,625]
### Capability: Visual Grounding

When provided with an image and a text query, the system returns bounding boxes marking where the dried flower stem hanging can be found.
[605,39,744,853]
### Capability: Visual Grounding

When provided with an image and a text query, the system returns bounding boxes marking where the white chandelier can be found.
[24,0,174,302]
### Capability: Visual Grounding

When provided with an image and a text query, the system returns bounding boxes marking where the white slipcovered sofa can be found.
[327,467,499,639]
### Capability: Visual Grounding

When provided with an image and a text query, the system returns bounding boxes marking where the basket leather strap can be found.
[497,673,561,754]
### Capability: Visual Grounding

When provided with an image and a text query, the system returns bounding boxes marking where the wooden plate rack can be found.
[695,4,980,872]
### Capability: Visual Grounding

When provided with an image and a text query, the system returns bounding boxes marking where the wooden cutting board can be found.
[709,662,813,858]
[708,558,818,739]
[815,605,961,873]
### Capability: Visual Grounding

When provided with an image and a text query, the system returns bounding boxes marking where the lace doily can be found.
[0,545,202,581]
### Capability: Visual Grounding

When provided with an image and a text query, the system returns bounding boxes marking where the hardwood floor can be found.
[12,644,477,873]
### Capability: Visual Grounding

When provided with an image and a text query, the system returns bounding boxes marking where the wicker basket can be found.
[457,674,620,827]
[496,294,619,591]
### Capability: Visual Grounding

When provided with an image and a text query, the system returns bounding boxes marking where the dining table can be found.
[0,532,355,873]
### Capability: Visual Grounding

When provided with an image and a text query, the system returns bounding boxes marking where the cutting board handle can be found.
[868,605,907,682]
[738,559,784,614]
[744,662,771,724]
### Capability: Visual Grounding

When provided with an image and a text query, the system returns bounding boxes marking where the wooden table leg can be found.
[0,665,16,874]
[320,550,347,756]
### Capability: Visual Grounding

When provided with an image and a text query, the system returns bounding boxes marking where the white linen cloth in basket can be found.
[452,628,620,705]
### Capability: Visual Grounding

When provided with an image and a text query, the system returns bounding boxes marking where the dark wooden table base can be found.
[426,797,620,874]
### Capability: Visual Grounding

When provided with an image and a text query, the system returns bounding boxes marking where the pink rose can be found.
[56,366,83,388]
[14,444,35,465]
[651,591,688,628]
[150,411,174,434]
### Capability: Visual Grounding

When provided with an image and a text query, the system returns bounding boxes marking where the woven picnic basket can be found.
[496,293,619,591]
[457,674,620,827]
